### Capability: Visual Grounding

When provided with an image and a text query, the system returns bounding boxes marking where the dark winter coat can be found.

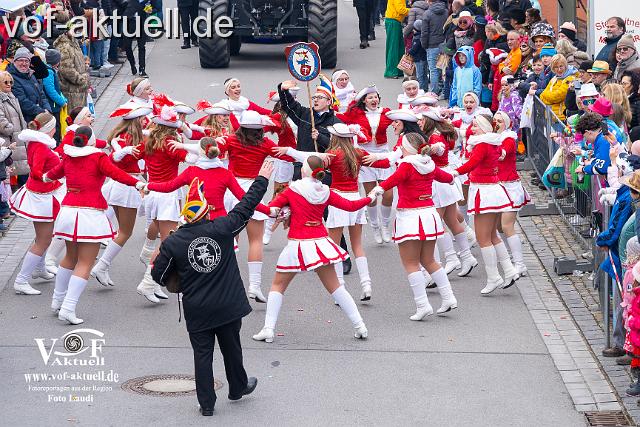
[403,1,428,38]
[420,0,447,50]
[480,35,508,84]
[277,83,342,153]
[409,31,426,62]
[6,63,50,123]
[596,34,624,68]
[597,186,633,284]
[629,92,640,129]
[151,177,268,333]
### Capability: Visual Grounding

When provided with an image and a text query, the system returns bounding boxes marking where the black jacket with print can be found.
[151,177,268,333]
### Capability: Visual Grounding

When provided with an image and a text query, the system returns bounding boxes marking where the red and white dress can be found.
[428,133,464,208]
[265,113,297,183]
[146,158,271,219]
[225,96,272,130]
[47,145,140,243]
[268,178,372,272]
[134,139,196,222]
[498,130,530,211]
[54,124,108,155]
[219,134,294,221]
[338,104,394,182]
[378,155,453,243]
[9,130,64,222]
[397,90,425,110]
[103,132,144,209]
[455,134,514,215]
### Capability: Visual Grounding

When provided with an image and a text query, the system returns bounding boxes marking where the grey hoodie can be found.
[403,1,429,38]
[420,0,448,50]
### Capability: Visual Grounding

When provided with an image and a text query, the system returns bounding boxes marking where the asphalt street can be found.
[0,2,586,425]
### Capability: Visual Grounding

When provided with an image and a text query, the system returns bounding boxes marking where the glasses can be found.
[582,98,597,106]
[311,96,329,101]
[617,47,632,53]
[2,80,12,85]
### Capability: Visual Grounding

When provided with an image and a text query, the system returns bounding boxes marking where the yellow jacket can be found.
[540,73,577,121]
[385,0,408,22]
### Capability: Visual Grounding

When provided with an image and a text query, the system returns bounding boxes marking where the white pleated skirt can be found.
[393,207,443,243]
[502,180,531,211]
[143,189,182,222]
[103,176,143,209]
[467,182,513,215]
[325,190,367,228]
[274,158,294,183]
[432,165,463,208]
[276,237,348,272]
[9,185,65,222]
[224,178,268,221]
[53,206,116,243]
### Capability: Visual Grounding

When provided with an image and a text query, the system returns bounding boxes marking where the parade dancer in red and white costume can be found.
[337,85,395,243]
[43,126,145,324]
[332,70,356,113]
[494,111,530,276]
[9,113,62,295]
[274,123,390,301]
[252,155,372,343]
[216,110,295,302]
[90,101,153,286]
[223,78,272,130]
[370,123,459,319]
[127,77,153,108]
[190,100,233,169]
[452,114,520,294]
[134,95,198,303]
[262,88,300,245]
[397,79,427,109]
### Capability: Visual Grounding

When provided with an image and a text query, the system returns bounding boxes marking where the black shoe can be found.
[368,33,375,41]
[181,39,191,49]
[139,69,149,78]
[199,406,214,416]
[343,257,352,275]
[365,41,370,47]
[131,65,137,75]
[192,38,199,47]
[228,377,257,400]
[109,58,125,64]
[627,380,640,396]
[359,41,367,49]
[602,347,625,357]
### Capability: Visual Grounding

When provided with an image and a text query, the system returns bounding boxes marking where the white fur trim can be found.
[289,177,330,205]
[18,129,56,148]
[398,154,436,175]
[63,145,102,157]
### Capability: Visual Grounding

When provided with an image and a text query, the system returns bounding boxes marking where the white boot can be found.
[431,268,458,314]
[51,266,73,314]
[408,271,434,320]
[248,261,266,303]
[380,205,393,243]
[32,256,55,280]
[495,241,519,288]
[480,246,504,295]
[443,251,461,274]
[354,323,368,339]
[14,251,43,294]
[154,283,169,299]
[90,261,113,287]
[252,327,275,343]
[355,257,372,301]
[465,223,477,248]
[14,280,41,295]
[381,225,392,243]
[422,267,435,288]
[263,218,274,245]
[137,266,160,303]
[506,235,527,276]
[457,252,478,277]
[139,238,156,266]
[360,281,372,301]
[45,238,66,275]
[58,308,84,325]
[332,286,367,334]
[58,275,87,325]
[372,226,383,244]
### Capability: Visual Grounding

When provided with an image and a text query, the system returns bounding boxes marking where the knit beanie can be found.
[617,35,637,52]
[540,43,557,58]
[45,49,61,66]
[559,22,577,41]
[14,47,32,61]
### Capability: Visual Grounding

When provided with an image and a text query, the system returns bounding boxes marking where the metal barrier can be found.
[526,95,613,345]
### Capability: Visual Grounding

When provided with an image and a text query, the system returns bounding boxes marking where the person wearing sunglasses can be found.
[613,35,640,82]
[0,70,28,188]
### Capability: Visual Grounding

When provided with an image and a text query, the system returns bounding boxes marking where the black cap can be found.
[579,60,594,72]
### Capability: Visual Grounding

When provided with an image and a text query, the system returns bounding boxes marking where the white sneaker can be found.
[137,276,160,304]
[101,62,114,69]
[32,268,55,281]
[91,263,113,287]
[410,304,433,321]
[381,225,392,243]
[437,295,458,314]
[58,308,83,325]
[154,284,169,300]
[51,298,63,314]
[248,284,267,303]
[515,262,528,276]
[457,254,478,277]
[360,281,372,301]
[14,280,41,295]
[354,324,368,339]
[252,327,274,343]
[444,253,461,275]
[481,277,505,295]
[372,226,383,244]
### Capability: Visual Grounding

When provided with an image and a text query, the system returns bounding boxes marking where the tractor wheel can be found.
[230,35,242,56]
[198,0,230,68]
[307,0,337,69]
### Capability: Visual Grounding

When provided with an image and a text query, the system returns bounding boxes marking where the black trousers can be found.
[188,319,248,410]
[121,18,146,71]
[355,3,373,42]
[179,1,199,41]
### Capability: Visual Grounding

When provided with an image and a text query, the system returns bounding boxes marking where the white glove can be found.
[598,187,615,197]
[599,193,616,206]
[431,141,446,156]
[367,185,384,200]
[112,145,134,162]
[42,173,51,183]
[190,124,205,133]
[185,152,199,164]
[269,207,281,218]
[135,181,146,191]
[451,170,460,178]
[498,149,506,161]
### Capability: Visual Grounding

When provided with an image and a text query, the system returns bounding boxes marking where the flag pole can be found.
[306,81,318,152]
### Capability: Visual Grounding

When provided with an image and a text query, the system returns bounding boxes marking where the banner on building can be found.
[590,0,640,55]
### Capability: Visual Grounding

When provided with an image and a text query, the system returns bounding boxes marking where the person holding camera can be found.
[150,162,274,416]
[574,111,617,186]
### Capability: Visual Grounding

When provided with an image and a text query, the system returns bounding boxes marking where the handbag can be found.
[436,53,450,72]
[397,53,415,75]
[59,105,69,137]
[542,148,566,189]
[165,269,181,294]
[520,94,534,129]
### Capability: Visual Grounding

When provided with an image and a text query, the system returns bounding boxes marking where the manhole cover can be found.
[584,411,630,426]
[121,374,223,397]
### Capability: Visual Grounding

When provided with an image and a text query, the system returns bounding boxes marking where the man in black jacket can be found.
[276,79,352,273]
[151,163,274,416]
